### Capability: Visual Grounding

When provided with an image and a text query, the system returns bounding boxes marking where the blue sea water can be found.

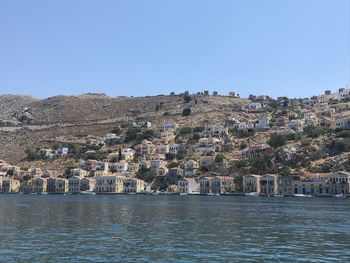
[0,195,349,262]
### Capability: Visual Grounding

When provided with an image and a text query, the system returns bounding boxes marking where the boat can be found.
[335,193,346,198]
[293,194,313,197]
[245,192,259,196]
[179,193,188,196]
[80,191,96,195]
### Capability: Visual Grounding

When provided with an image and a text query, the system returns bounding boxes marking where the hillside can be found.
[0,93,248,164]
[1,91,350,178]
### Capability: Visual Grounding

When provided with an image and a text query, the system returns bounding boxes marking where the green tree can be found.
[182,107,191,116]
[268,134,286,148]
[249,154,271,174]
[118,147,122,161]
[233,174,243,192]
[277,166,291,175]
[184,95,192,103]
[215,154,225,163]
[125,127,142,142]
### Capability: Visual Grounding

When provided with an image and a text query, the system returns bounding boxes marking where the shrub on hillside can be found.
[268,134,286,148]
[182,107,191,116]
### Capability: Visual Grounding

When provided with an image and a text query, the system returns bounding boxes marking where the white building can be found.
[178,178,199,194]
[255,117,269,129]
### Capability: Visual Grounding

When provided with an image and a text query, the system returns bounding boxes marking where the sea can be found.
[0,195,349,262]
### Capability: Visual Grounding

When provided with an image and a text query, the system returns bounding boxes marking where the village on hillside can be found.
[1,88,350,197]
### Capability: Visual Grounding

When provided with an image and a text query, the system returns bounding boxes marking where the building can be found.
[203,124,228,137]
[127,163,140,173]
[123,178,145,193]
[55,178,68,193]
[329,171,350,195]
[199,155,216,169]
[80,177,96,192]
[258,174,277,195]
[80,159,99,171]
[255,117,270,129]
[210,176,235,194]
[95,175,125,193]
[163,123,177,130]
[110,161,128,173]
[166,168,184,182]
[243,174,276,195]
[71,168,88,177]
[169,143,179,155]
[235,122,254,131]
[121,148,135,161]
[241,145,273,160]
[85,136,105,147]
[160,130,175,143]
[199,177,212,194]
[177,178,199,194]
[243,102,262,110]
[68,176,82,194]
[288,119,303,131]
[47,177,57,193]
[243,174,261,193]
[40,148,54,158]
[275,116,289,128]
[198,137,221,153]
[184,160,199,176]
[55,147,69,156]
[20,180,33,194]
[134,140,156,156]
[155,144,170,155]
[32,177,47,193]
[1,178,21,193]
[286,179,330,195]
[132,121,152,128]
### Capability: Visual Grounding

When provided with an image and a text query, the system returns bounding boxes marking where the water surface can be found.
[0,195,349,262]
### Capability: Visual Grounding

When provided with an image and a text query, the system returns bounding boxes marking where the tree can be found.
[268,134,286,148]
[182,107,191,116]
[215,154,225,163]
[277,166,291,175]
[125,127,142,142]
[249,154,271,175]
[6,170,14,176]
[118,147,122,161]
[234,174,243,192]
[184,95,192,103]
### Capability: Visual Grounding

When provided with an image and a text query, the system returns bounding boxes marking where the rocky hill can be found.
[1,92,349,176]
[0,93,248,164]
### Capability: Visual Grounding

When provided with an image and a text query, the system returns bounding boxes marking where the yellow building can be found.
[95,175,125,193]
[1,178,21,193]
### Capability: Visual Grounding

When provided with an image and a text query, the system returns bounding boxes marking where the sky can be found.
[0,0,349,99]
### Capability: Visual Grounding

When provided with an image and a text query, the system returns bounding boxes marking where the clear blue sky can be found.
[0,0,349,99]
